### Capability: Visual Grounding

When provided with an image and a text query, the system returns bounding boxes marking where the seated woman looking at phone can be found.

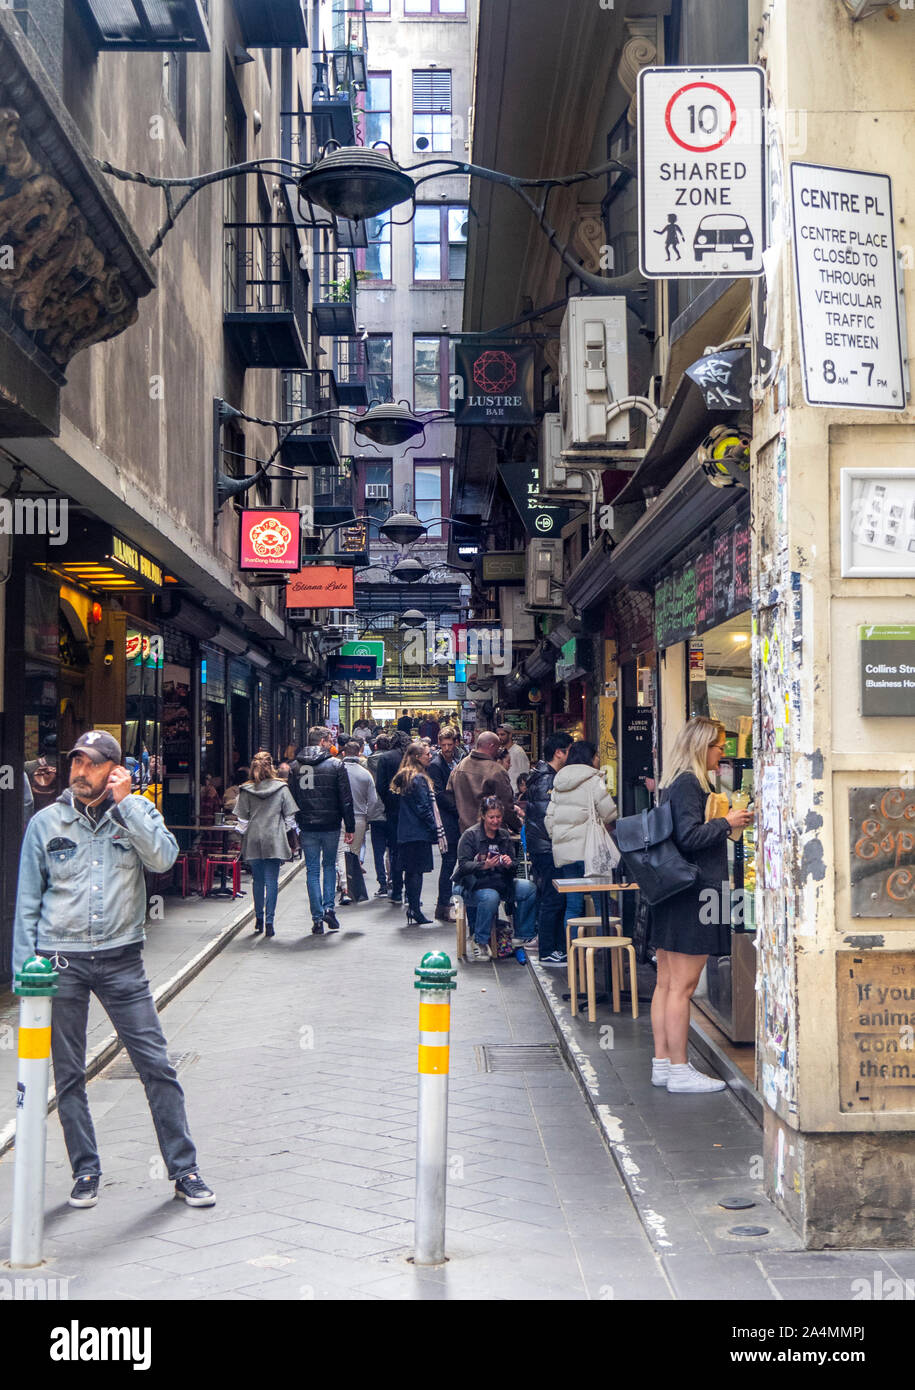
[453,795,537,963]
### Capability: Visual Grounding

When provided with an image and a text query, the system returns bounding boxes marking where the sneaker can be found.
[389,895,403,906]
[339,893,353,907]
[468,940,492,963]
[374,885,389,897]
[69,1175,99,1208]
[540,950,568,965]
[174,1172,216,1207]
[651,1058,671,1087]
[324,909,341,932]
[312,920,325,935]
[666,1063,726,1094]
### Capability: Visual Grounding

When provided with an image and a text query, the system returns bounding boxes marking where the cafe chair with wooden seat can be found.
[569,933,639,1024]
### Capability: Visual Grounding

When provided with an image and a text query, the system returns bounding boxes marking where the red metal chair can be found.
[202,850,242,898]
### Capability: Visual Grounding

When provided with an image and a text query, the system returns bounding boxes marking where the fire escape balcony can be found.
[312,464,357,526]
[333,337,369,408]
[281,367,342,470]
[75,0,210,49]
[234,0,308,48]
[0,9,156,436]
[313,249,357,337]
[224,222,309,369]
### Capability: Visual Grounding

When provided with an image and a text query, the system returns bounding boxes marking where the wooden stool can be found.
[565,916,619,997]
[569,936,639,1023]
[454,895,505,961]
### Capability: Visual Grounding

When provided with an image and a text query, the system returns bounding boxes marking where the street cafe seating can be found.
[201,848,242,898]
[568,923,638,1024]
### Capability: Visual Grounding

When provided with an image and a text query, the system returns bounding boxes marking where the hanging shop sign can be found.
[341,639,385,671]
[453,343,536,425]
[848,787,915,918]
[859,625,915,717]
[286,566,354,609]
[327,654,378,682]
[790,163,906,410]
[481,552,526,584]
[239,510,302,572]
[638,65,766,279]
[109,532,163,589]
[655,520,750,649]
[498,462,572,538]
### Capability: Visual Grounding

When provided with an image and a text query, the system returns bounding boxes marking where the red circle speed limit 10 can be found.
[664,82,737,153]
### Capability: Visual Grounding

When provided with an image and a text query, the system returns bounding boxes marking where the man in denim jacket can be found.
[13,730,216,1210]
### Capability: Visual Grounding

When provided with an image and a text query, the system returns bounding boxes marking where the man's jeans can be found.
[249,857,281,925]
[466,878,537,945]
[370,821,389,888]
[531,849,565,957]
[48,944,197,1181]
[302,829,340,921]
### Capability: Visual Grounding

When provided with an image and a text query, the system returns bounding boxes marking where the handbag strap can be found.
[641,807,651,848]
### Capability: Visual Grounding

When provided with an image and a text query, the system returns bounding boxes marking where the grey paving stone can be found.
[662,1252,778,1301]
[759,1251,895,1278]
[143,1233,301,1276]
[771,1277,874,1302]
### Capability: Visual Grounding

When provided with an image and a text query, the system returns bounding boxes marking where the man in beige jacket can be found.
[447,731,521,834]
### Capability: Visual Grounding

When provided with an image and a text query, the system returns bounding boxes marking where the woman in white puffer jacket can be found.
[544,741,617,960]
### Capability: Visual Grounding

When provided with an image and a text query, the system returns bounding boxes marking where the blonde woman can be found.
[233,752,299,938]
[649,718,753,1093]
[391,742,445,925]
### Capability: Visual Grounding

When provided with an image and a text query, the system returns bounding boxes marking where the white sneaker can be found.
[468,940,492,963]
[651,1058,670,1087]
[667,1063,726,1094]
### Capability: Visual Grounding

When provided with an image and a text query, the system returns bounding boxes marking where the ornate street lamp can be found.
[390,557,429,583]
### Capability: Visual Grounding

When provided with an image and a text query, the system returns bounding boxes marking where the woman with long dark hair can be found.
[649,717,753,1093]
[233,751,299,938]
[391,741,445,925]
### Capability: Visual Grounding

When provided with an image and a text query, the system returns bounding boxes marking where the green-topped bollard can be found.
[10,957,58,1269]
[414,951,457,1266]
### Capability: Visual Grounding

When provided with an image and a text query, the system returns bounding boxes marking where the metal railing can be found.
[313,465,356,513]
[223,222,308,338]
[334,336,367,389]
[282,368,342,454]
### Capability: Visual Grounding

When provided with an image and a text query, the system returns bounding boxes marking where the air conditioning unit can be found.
[559,296,630,456]
[365,483,389,500]
[326,608,359,636]
[525,538,564,611]
[540,412,585,497]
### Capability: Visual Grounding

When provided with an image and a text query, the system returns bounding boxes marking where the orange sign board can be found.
[286,566,354,609]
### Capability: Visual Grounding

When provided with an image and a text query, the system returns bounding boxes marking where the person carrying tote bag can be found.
[646,718,753,1095]
[544,741,618,950]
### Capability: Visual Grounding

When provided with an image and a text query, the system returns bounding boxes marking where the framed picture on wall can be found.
[841,469,915,578]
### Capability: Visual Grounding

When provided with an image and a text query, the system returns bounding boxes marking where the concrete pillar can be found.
[754,0,915,1246]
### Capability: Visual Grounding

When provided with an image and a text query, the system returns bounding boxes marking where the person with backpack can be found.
[233,752,299,938]
[289,727,354,935]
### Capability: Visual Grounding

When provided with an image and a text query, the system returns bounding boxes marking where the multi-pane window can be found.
[366,335,394,403]
[405,0,466,13]
[365,73,391,147]
[413,336,454,411]
[414,205,468,281]
[362,211,392,280]
[412,70,452,153]
[363,461,393,538]
[414,464,443,538]
[365,0,390,11]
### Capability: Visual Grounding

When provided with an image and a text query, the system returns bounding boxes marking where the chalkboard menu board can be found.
[655,519,751,649]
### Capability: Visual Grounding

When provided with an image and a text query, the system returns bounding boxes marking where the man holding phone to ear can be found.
[13,730,216,1211]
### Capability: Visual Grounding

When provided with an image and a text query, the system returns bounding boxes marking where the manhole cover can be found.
[729,1224,770,1237]
[475,1043,565,1073]
[718,1196,756,1210]
[102,1050,198,1080]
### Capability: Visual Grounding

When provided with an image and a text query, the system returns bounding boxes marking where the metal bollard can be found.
[10,957,59,1269]
[413,950,457,1266]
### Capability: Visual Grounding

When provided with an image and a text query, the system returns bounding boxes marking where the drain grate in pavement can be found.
[101,1050,199,1080]
[475,1043,565,1073]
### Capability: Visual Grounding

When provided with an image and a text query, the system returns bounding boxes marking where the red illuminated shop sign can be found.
[239,510,302,572]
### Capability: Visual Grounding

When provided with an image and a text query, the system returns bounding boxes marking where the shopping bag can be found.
[582,790,621,877]
[344,850,369,903]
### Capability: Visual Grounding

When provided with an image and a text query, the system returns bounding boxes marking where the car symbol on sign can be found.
[693,213,754,261]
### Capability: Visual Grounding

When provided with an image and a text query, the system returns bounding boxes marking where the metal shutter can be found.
[412,70,452,113]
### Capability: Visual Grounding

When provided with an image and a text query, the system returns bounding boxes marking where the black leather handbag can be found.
[615,802,699,906]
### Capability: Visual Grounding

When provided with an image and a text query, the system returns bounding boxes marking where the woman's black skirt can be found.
[647,881,731,957]
[399,840,433,873]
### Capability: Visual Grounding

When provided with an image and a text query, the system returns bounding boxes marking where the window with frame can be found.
[414,464,444,538]
[363,461,393,538]
[365,0,390,12]
[413,205,468,281]
[359,210,392,281]
[412,70,452,153]
[413,335,453,411]
[365,73,391,147]
[405,0,466,13]
[366,335,394,403]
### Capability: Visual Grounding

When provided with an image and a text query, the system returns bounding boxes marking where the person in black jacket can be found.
[289,727,355,935]
[373,731,411,904]
[391,742,440,925]
[427,727,463,921]
[454,796,537,963]
[649,718,753,1094]
[524,732,573,964]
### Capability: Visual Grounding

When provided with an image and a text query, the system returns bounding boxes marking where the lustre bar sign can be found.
[453,343,536,425]
[239,510,302,572]
[286,566,354,609]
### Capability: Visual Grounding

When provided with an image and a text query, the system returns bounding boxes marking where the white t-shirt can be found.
[505,741,530,793]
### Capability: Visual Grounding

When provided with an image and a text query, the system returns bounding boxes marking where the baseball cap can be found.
[67,731,122,765]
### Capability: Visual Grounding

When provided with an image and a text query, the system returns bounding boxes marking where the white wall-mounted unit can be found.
[525,538,564,611]
[559,296,630,456]
[326,609,359,636]
[365,483,389,499]
[540,412,586,497]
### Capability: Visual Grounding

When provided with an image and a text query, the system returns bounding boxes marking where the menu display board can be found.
[655,519,751,649]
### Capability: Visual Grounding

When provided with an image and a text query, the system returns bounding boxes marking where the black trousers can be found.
[436,843,457,910]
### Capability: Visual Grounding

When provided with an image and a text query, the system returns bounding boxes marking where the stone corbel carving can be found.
[572,204,606,275]
[617,18,658,127]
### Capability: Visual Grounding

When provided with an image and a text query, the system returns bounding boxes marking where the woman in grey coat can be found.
[233,751,299,937]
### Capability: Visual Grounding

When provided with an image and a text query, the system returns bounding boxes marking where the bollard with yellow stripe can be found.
[414,951,457,1267]
[11,957,58,1269]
